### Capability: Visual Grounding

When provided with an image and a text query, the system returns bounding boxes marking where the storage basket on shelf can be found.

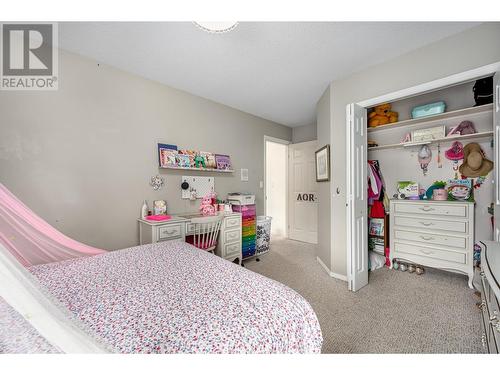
[256,216,272,255]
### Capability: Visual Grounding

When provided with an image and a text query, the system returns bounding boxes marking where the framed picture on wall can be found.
[315,145,330,182]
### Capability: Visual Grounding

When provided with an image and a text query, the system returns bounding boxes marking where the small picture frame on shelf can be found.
[215,154,232,170]
[153,200,167,215]
[315,145,330,182]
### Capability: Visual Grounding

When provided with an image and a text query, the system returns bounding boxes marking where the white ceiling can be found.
[59,22,479,127]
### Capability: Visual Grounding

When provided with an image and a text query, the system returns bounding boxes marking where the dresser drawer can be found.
[393,216,467,234]
[393,202,467,218]
[225,229,241,243]
[158,224,182,240]
[224,242,241,257]
[394,230,467,249]
[225,216,241,229]
[394,242,466,264]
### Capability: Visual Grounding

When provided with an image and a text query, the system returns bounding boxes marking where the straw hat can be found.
[459,143,493,177]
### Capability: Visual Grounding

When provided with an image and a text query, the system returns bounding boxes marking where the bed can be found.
[10,241,322,354]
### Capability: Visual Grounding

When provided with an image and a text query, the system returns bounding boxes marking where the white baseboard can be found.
[316,256,347,281]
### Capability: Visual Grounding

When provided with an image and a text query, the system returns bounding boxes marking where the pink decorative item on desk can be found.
[145,214,172,221]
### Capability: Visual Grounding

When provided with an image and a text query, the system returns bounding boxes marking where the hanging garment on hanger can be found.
[368,162,379,197]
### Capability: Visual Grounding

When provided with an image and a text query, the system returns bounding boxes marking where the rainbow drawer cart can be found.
[228,193,256,259]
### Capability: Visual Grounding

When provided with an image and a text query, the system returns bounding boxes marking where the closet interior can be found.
[366,76,494,285]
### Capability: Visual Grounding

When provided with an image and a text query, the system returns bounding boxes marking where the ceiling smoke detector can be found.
[193,22,238,34]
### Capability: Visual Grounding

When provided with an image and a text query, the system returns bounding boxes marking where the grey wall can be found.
[0,48,291,250]
[292,123,317,143]
[316,87,332,270]
[320,22,500,277]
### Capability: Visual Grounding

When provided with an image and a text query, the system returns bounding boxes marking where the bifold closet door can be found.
[494,71,500,241]
[347,103,368,292]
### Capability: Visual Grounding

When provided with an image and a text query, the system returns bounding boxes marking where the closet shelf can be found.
[368,131,493,151]
[159,166,234,173]
[367,103,493,133]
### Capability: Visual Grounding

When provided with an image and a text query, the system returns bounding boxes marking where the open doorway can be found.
[264,136,289,239]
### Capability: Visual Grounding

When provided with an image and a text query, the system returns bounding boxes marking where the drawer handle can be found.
[419,206,435,212]
[419,221,435,226]
[419,235,435,241]
[163,229,177,235]
[419,249,434,255]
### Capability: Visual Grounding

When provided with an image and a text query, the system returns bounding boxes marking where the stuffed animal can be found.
[199,191,217,216]
[368,103,398,127]
[194,154,206,168]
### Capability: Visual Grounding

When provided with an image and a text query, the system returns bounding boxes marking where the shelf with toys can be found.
[367,103,493,133]
[157,143,234,173]
[368,130,493,151]
[159,165,234,173]
[367,101,493,152]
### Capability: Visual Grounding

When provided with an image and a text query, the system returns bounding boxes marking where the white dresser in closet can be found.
[389,199,474,288]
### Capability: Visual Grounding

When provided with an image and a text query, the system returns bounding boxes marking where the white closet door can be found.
[494,72,500,241]
[346,103,368,291]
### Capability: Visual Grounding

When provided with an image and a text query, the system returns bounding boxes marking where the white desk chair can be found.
[187,216,223,253]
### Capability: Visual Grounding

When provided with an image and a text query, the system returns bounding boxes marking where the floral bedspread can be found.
[27,241,322,353]
[0,297,60,353]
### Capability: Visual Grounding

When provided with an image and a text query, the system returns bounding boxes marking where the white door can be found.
[265,139,288,238]
[346,103,368,291]
[288,140,318,244]
[494,71,500,241]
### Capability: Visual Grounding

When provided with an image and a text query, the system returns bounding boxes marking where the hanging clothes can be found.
[368,160,386,204]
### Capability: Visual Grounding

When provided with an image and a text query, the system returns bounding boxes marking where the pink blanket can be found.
[29,241,323,353]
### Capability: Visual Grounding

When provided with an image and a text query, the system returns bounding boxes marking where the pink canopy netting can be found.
[0,183,106,267]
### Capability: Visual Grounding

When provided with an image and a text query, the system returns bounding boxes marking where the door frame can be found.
[264,135,290,238]
[346,61,500,291]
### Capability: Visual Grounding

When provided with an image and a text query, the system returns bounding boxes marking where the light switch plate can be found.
[241,168,249,182]
[259,181,264,188]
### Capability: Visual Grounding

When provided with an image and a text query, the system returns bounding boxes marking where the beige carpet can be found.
[245,239,484,354]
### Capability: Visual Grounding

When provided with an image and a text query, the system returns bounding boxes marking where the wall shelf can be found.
[367,103,493,133]
[159,166,234,173]
[368,131,493,151]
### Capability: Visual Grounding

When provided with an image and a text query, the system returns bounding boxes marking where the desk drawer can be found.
[225,229,241,243]
[393,202,467,217]
[158,224,182,240]
[394,216,467,234]
[394,242,466,264]
[225,216,241,229]
[394,229,466,249]
[186,223,195,235]
[224,242,241,257]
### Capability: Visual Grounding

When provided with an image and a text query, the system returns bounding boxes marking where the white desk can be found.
[138,211,242,264]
